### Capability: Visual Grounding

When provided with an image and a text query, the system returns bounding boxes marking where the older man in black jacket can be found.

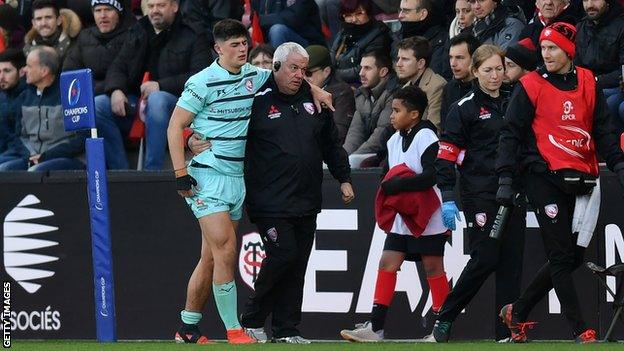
[95,0,211,170]
[240,42,354,344]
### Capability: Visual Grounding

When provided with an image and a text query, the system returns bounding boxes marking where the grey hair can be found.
[32,46,60,76]
[273,42,309,66]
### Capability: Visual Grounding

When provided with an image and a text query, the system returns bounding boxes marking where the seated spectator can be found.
[330,0,392,84]
[395,0,449,78]
[315,0,341,42]
[396,36,446,131]
[306,44,356,144]
[521,0,576,49]
[182,0,243,38]
[0,49,27,160]
[249,43,274,70]
[471,0,525,49]
[0,47,86,171]
[251,0,326,48]
[343,50,396,156]
[449,0,475,38]
[24,0,82,64]
[97,0,211,170]
[503,38,537,85]
[0,4,26,51]
[63,0,134,96]
[440,33,479,130]
[575,0,624,124]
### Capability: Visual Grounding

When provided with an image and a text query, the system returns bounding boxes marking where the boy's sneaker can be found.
[273,335,311,344]
[575,329,597,343]
[227,328,256,344]
[340,321,384,342]
[245,327,268,343]
[174,323,211,344]
[422,320,451,343]
[499,304,537,343]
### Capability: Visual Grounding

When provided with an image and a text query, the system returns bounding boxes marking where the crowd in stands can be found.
[0,0,623,171]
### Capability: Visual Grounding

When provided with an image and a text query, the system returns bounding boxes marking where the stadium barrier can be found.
[1,168,622,340]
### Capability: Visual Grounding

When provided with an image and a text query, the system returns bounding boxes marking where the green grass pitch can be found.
[10,340,624,351]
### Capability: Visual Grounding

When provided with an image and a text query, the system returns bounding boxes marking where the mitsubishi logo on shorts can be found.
[3,194,59,294]
[239,232,266,290]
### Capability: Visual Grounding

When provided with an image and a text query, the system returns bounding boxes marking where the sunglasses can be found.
[305,68,322,77]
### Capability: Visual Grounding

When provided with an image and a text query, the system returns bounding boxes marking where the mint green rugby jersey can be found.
[177,61,271,176]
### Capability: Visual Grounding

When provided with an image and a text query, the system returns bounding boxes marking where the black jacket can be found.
[575,4,624,89]
[324,73,355,144]
[104,15,212,96]
[330,20,392,84]
[182,0,244,37]
[63,20,133,95]
[497,66,624,178]
[436,81,508,204]
[394,17,451,79]
[251,0,325,46]
[520,6,577,55]
[440,78,472,132]
[244,77,351,219]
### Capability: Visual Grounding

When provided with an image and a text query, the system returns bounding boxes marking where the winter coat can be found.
[0,78,27,154]
[403,67,447,132]
[104,14,212,97]
[23,8,82,62]
[182,0,244,37]
[472,5,525,50]
[330,20,392,84]
[251,0,325,46]
[343,75,396,154]
[324,73,355,145]
[63,19,134,95]
[575,4,624,89]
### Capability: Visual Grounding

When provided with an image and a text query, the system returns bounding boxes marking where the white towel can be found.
[573,179,601,248]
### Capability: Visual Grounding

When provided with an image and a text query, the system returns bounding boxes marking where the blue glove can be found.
[442,201,461,231]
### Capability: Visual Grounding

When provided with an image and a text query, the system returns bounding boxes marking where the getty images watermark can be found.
[2,281,10,348]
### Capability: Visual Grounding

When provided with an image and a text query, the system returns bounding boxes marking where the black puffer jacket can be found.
[104,14,212,97]
[575,3,624,89]
[251,0,325,46]
[330,20,392,84]
[182,0,244,37]
[63,18,134,95]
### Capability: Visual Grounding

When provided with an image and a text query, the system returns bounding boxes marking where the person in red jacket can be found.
[496,22,624,343]
[340,85,450,342]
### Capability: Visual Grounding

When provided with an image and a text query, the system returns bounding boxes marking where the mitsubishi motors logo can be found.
[3,195,59,294]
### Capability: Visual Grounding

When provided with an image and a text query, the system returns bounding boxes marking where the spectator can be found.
[251,0,326,48]
[503,37,537,84]
[396,0,449,78]
[576,0,624,123]
[96,0,211,170]
[23,0,82,63]
[0,4,26,51]
[249,43,274,70]
[182,0,243,38]
[316,0,341,42]
[63,0,134,96]
[520,0,576,49]
[449,0,475,38]
[471,0,525,49]
[0,49,26,160]
[395,36,446,131]
[330,0,392,84]
[440,33,479,131]
[343,50,396,157]
[0,46,86,171]
[305,44,356,144]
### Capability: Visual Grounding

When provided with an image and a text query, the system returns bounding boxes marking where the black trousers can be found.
[438,198,525,340]
[513,172,587,335]
[240,215,316,338]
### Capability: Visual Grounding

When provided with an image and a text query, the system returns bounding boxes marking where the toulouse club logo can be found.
[239,232,266,289]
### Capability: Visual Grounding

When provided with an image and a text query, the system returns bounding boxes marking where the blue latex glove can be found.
[442,201,461,231]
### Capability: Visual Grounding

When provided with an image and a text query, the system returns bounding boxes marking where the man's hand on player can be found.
[341,182,355,204]
[309,84,335,112]
[188,133,212,155]
[175,168,197,197]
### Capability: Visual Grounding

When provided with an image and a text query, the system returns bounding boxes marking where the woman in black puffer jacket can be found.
[330,0,392,84]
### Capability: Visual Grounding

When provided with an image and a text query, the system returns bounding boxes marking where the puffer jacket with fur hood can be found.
[23,8,81,62]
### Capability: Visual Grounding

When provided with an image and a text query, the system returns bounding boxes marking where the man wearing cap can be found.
[497,22,624,343]
[63,0,134,96]
[575,0,624,125]
[503,38,537,85]
[304,44,355,144]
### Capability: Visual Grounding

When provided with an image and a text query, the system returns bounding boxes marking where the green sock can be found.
[180,310,202,325]
[213,281,241,330]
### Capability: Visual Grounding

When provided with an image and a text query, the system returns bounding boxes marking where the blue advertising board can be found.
[59,69,96,131]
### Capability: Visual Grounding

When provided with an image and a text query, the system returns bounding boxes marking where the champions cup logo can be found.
[100,277,108,317]
[239,232,266,290]
[3,195,59,294]
[68,79,80,106]
[94,170,103,211]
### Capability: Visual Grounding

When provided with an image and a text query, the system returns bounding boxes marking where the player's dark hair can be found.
[393,85,428,115]
[249,44,274,62]
[361,50,392,71]
[0,49,25,71]
[213,19,248,43]
[397,36,432,66]
[449,32,480,56]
